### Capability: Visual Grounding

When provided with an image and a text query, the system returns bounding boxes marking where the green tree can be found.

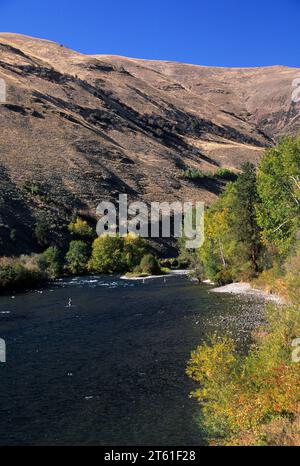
[42,246,62,279]
[123,233,147,270]
[66,240,89,275]
[88,235,126,273]
[256,137,300,255]
[199,188,236,283]
[230,162,261,274]
[198,164,262,282]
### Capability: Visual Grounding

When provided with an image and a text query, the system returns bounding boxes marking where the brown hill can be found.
[0,33,299,255]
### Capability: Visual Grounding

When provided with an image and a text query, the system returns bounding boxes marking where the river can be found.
[0,274,264,445]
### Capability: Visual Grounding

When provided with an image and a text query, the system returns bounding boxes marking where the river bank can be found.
[122,272,285,304]
[211,281,285,304]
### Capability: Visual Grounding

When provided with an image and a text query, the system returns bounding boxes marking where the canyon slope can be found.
[0,33,299,254]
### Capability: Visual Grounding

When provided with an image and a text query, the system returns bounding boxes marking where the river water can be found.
[0,274,264,445]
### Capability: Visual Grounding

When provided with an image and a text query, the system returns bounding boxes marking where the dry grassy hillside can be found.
[0,33,299,254]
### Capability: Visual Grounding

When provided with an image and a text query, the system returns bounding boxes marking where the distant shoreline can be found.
[120,269,190,281]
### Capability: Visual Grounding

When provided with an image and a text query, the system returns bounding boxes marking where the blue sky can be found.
[0,0,299,67]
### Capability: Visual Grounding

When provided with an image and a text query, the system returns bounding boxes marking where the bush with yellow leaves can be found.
[187,304,300,445]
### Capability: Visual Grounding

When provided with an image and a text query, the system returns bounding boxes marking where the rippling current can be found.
[0,275,264,445]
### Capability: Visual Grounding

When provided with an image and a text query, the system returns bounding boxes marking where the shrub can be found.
[187,304,300,446]
[181,169,208,180]
[251,240,300,302]
[66,240,89,275]
[139,254,161,275]
[181,168,237,182]
[41,246,62,279]
[284,241,300,304]
[22,180,40,195]
[88,235,126,273]
[215,168,238,181]
[68,217,94,240]
[0,255,47,291]
[213,268,233,285]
